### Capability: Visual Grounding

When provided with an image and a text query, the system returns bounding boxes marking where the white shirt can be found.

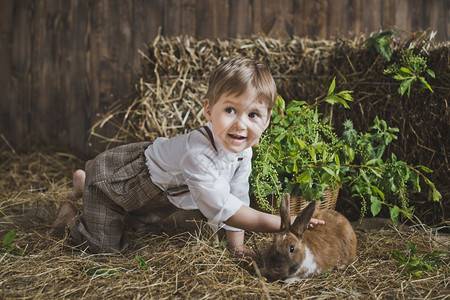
[144,122,252,231]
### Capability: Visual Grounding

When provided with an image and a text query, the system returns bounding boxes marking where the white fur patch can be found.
[284,277,302,283]
[292,245,319,278]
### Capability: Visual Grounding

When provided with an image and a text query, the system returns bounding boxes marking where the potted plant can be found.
[250,79,441,224]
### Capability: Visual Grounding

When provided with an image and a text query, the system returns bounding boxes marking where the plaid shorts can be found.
[69,142,204,253]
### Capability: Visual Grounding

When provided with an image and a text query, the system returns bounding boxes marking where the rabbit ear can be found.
[291,200,317,237]
[279,194,291,231]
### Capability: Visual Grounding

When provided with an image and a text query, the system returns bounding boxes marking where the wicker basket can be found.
[268,186,339,215]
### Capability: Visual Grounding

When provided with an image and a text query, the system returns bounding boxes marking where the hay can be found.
[90,35,334,146]
[0,150,449,299]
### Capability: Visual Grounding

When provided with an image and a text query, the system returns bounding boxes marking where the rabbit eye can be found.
[289,245,295,253]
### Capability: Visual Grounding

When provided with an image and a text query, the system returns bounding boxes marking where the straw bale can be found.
[90,35,334,146]
[0,149,449,299]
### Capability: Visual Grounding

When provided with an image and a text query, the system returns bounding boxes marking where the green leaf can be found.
[398,78,415,97]
[327,77,336,96]
[3,230,16,247]
[337,90,354,101]
[339,98,350,109]
[325,95,340,105]
[272,114,283,124]
[308,148,317,163]
[418,76,433,92]
[370,197,382,216]
[407,241,417,255]
[411,270,424,278]
[274,132,286,143]
[425,178,442,201]
[325,94,351,108]
[434,188,442,201]
[410,171,420,192]
[391,251,406,263]
[426,69,435,78]
[404,206,414,218]
[419,165,432,173]
[368,167,382,178]
[287,100,305,109]
[296,171,311,183]
[344,145,355,162]
[371,185,385,200]
[409,257,420,267]
[296,138,306,149]
[320,172,333,183]
[366,159,379,165]
[334,153,341,166]
[135,255,148,270]
[431,186,442,202]
[275,95,285,111]
[360,169,370,184]
[393,74,407,80]
[322,167,335,177]
[390,205,400,226]
[399,67,413,75]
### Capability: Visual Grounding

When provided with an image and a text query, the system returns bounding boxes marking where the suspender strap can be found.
[197,125,217,151]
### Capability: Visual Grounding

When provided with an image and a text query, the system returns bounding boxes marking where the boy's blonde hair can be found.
[205,58,277,114]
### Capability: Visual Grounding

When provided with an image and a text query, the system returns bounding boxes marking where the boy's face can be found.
[204,90,270,153]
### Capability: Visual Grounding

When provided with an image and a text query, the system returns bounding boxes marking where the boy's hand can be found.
[308,217,325,228]
[226,230,259,260]
[228,244,256,258]
[290,216,325,228]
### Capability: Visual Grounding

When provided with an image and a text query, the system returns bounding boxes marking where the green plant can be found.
[211,240,228,250]
[135,255,149,270]
[340,118,440,224]
[366,30,435,98]
[391,241,447,278]
[251,98,341,212]
[2,229,23,255]
[365,29,396,61]
[250,79,441,223]
[383,49,435,97]
[251,79,353,212]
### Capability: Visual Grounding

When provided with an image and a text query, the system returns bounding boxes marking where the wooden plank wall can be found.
[0,0,448,157]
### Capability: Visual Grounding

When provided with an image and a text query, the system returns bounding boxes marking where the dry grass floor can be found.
[0,149,448,299]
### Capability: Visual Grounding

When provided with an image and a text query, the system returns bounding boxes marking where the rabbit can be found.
[262,193,357,281]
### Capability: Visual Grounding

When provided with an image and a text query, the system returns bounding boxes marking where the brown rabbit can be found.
[263,194,357,281]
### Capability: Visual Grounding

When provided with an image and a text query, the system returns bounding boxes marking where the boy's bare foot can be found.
[72,169,85,199]
[51,170,84,237]
[51,202,78,236]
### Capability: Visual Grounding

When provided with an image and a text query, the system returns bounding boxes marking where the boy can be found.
[53,57,324,256]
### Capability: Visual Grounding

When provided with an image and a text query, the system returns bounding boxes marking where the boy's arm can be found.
[225,230,255,257]
[224,205,325,233]
[224,205,284,232]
